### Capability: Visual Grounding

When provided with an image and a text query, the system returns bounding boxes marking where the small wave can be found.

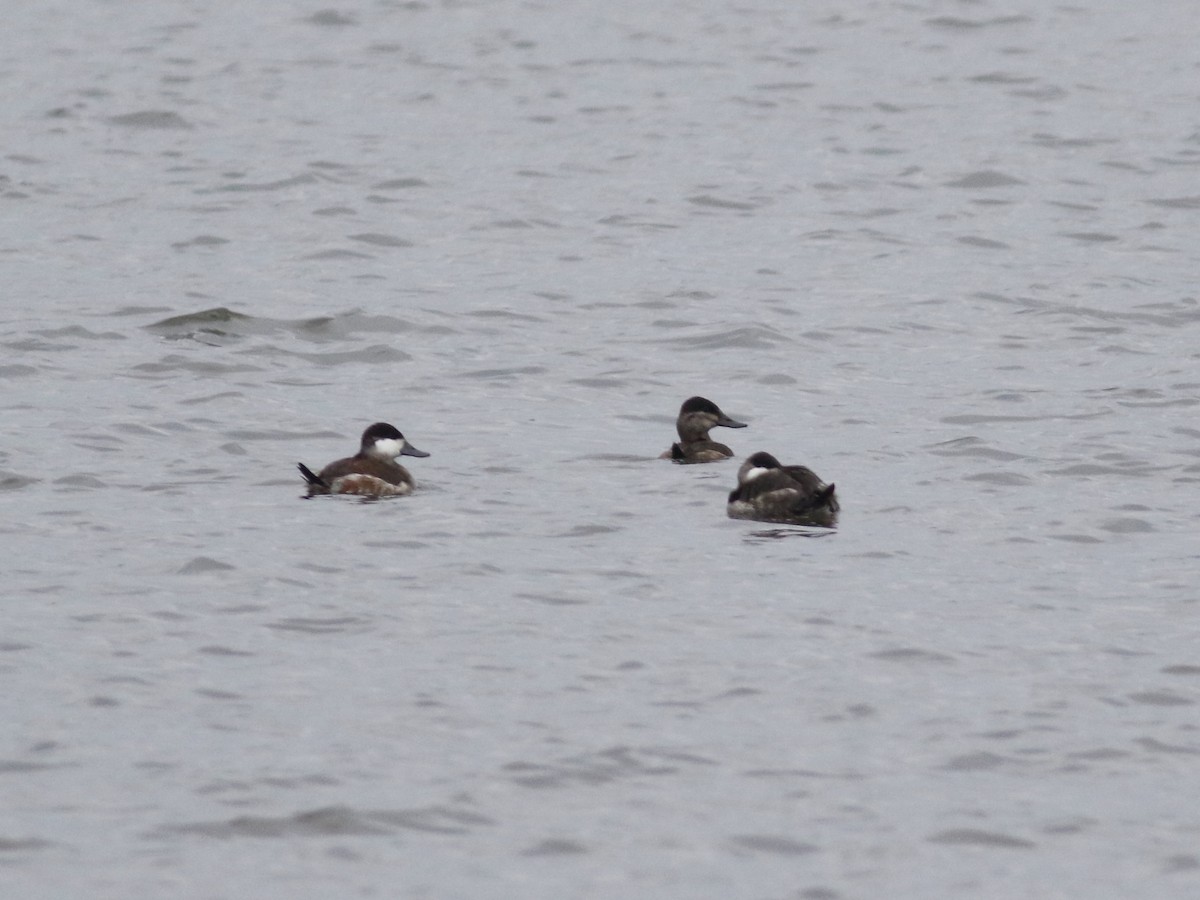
[177,557,236,575]
[0,472,39,491]
[159,804,491,839]
[927,828,1035,849]
[108,110,192,129]
[944,170,1025,188]
[655,325,789,350]
[242,344,411,366]
[347,232,413,248]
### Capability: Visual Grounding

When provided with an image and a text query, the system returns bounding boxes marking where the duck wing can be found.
[728,469,799,503]
[778,465,824,492]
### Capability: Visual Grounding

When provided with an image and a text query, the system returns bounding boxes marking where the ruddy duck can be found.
[297,422,429,497]
[663,396,747,463]
[727,451,838,527]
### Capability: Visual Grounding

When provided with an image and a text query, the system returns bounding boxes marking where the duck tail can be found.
[817,483,838,511]
[297,463,327,488]
[670,443,685,461]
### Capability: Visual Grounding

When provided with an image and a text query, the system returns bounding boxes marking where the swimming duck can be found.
[663,396,747,462]
[727,451,839,527]
[298,422,429,497]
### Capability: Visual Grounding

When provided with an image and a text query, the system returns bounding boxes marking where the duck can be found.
[727,451,839,527]
[298,422,429,497]
[662,396,747,462]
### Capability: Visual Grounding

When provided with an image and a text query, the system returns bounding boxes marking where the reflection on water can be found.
[742,527,838,542]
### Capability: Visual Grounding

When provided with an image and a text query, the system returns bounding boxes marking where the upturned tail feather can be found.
[788,483,839,515]
[814,484,837,510]
[297,463,327,488]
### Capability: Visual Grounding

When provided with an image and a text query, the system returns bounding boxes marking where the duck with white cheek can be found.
[298,422,429,498]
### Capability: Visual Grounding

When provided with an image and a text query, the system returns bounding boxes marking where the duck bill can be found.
[401,443,430,458]
[717,414,747,429]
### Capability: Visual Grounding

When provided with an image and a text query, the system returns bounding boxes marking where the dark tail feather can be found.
[670,443,685,460]
[297,462,327,488]
[817,483,838,511]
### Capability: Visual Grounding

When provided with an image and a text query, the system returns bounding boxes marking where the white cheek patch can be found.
[743,466,771,482]
[371,438,403,459]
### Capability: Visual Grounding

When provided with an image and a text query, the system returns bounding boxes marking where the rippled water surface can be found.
[3,2,1200,897]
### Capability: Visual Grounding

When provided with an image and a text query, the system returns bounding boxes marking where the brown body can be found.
[670,439,737,463]
[301,457,416,497]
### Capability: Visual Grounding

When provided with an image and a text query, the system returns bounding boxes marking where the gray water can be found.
[3,1,1199,897]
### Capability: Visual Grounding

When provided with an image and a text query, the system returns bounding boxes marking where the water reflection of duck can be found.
[727,451,838,527]
[662,396,747,463]
[298,422,429,497]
